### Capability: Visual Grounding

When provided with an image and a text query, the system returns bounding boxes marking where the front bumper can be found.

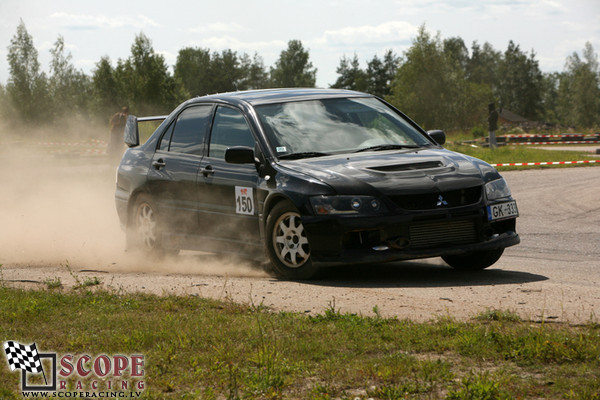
[302,205,519,265]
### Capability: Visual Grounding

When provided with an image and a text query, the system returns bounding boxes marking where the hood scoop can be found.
[367,161,444,172]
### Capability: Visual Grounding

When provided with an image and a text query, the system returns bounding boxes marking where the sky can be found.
[0,0,599,89]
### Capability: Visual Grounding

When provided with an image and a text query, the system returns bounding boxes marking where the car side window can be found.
[168,105,212,155]
[158,122,174,151]
[208,106,256,159]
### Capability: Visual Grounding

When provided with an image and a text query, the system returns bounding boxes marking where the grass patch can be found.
[73,275,103,289]
[474,309,522,323]
[42,276,63,290]
[63,261,103,290]
[0,287,599,399]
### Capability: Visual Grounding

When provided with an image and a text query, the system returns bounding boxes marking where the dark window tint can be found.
[158,122,174,151]
[169,105,212,155]
[208,107,255,159]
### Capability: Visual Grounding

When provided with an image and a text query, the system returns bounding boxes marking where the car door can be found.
[146,104,213,238]
[197,105,261,254]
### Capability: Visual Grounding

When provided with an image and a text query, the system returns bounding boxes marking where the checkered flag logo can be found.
[3,341,43,374]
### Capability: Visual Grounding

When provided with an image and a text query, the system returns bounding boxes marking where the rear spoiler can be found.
[124,115,168,147]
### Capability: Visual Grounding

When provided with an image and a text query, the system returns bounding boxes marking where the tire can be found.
[128,194,178,257]
[442,248,504,271]
[265,201,320,280]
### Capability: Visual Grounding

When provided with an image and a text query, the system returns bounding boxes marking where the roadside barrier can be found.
[495,133,600,145]
[492,160,600,167]
[503,133,598,139]
[513,141,600,145]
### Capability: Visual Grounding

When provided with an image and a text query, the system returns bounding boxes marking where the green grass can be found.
[0,286,599,399]
[42,276,63,290]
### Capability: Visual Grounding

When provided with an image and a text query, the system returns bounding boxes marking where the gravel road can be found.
[2,155,599,324]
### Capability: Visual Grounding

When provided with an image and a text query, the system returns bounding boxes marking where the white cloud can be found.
[49,12,161,30]
[188,22,244,34]
[392,0,475,16]
[319,21,417,47]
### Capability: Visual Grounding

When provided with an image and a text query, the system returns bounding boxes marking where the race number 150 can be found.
[235,186,254,215]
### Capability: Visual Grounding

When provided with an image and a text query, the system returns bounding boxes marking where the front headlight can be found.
[310,195,387,215]
[485,178,512,201]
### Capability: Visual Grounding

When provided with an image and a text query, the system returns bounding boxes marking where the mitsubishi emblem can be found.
[436,195,448,207]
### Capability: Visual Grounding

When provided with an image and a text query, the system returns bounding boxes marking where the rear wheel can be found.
[442,248,504,271]
[128,194,178,257]
[265,201,320,280]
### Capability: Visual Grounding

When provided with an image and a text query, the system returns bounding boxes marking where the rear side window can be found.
[167,105,213,155]
[208,106,256,159]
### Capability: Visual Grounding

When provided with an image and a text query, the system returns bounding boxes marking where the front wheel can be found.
[442,248,504,271]
[265,201,320,280]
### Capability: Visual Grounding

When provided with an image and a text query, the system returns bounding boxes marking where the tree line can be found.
[1,21,598,134]
[333,26,600,131]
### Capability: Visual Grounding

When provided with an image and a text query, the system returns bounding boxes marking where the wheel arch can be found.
[262,193,301,228]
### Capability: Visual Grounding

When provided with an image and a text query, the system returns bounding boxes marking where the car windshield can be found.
[255,97,432,158]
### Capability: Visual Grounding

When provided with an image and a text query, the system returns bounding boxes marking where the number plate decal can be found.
[487,201,519,221]
[235,186,254,215]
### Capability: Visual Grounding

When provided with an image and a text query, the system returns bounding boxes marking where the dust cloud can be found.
[0,124,265,279]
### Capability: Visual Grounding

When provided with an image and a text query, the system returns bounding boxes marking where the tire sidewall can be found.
[128,193,169,255]
[265,201,319,280]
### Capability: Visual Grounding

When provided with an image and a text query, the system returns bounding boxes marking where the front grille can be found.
[390,186,482,210]
[409,219,477,249]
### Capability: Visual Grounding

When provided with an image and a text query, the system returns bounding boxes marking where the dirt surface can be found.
[1,151,599,324]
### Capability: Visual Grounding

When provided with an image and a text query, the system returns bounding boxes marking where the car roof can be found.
[188,88,372,107]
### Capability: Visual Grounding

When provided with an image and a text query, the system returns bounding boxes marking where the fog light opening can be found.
[387,237,410,249]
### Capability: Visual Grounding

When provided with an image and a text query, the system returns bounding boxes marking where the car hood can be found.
[276,148,501,196]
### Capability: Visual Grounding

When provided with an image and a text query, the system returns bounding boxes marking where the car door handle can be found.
[201,165,215,176]
[152,159,166,169]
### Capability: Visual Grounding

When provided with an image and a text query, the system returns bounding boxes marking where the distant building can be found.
[496,109,554,132]
[498,109,530,126]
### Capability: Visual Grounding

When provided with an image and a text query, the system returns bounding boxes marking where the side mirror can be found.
[124,115,139,147]
[225,146,255,164]
[427,130,446,145]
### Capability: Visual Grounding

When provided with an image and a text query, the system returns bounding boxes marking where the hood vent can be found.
[368,161,443,172]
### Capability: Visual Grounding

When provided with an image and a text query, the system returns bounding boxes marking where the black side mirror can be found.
[225,146,255,164]
[427,130,446,145]
[124,115,139,147]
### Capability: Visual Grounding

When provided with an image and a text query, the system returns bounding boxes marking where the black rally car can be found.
[115,88,519,279]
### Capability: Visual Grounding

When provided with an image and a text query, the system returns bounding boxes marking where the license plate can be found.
[487,201,519,221]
